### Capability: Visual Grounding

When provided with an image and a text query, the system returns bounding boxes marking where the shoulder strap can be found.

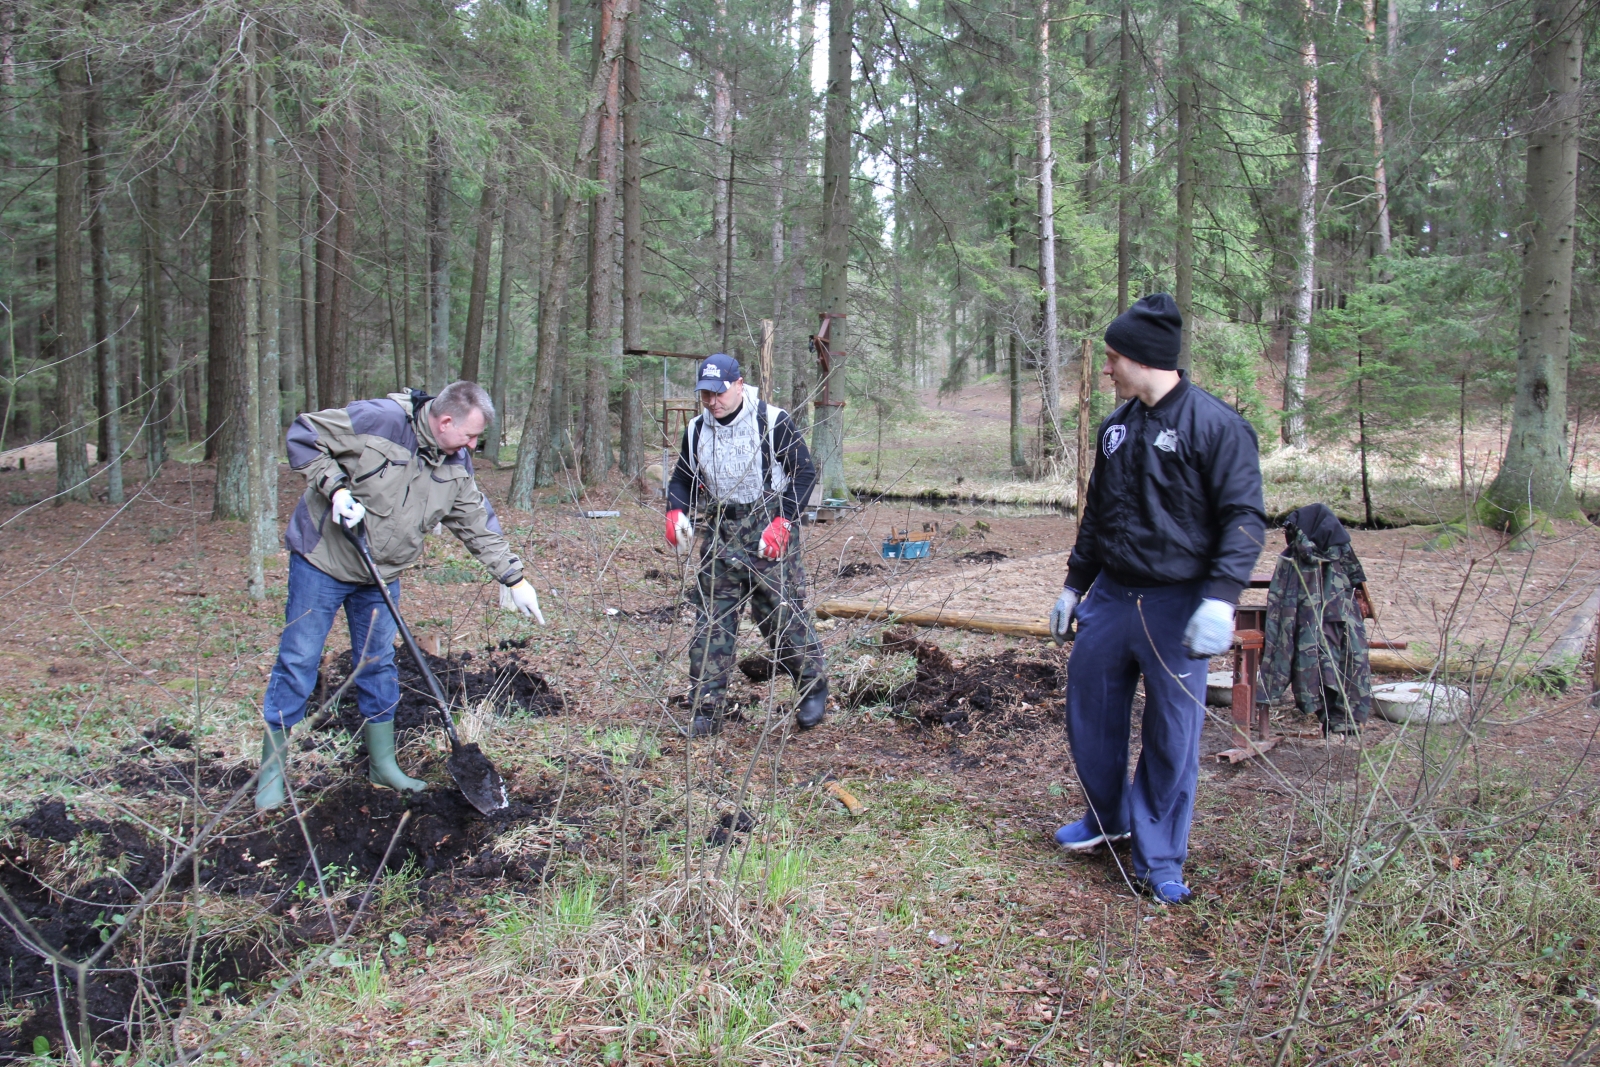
[757,400,774,492]
[688,414,703,476]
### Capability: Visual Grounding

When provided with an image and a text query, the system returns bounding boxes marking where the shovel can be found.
[342,523,509,815]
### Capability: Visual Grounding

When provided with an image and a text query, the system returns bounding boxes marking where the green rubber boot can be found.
[364,720,426,793]
[255,728,291,812]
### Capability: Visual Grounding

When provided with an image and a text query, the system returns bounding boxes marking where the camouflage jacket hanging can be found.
[1257,527,1373,725]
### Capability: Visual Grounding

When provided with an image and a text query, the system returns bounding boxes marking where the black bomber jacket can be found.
[1064,375,1267,604]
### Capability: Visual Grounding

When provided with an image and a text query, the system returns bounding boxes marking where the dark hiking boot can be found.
[795,678,830,730]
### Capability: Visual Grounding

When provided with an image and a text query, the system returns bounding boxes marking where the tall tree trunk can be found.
[1484,0,1582,521]
[811,0,852,503]
[139,139,169,473]
[509,0,633,509]
[460,156,500,383]
[210,93,251,520]
[788,0,818,433]
[710,61,732,350]
[485,193,516,464]
[1174,6,1195,371]
[1009,147,1025,471]
[86,71,121,502]
[426,131,451,392]
[1036,0,1062,465]
[241,46,268,598]
[618,9,645,476]
[298,164,317,409]
[1361,0,1392,256]
[583,0,622,485]
[314,118,355,407]
[1116,2,1132,312]
[1082,29,1096,203]
[257,76,280,548]
[54,38,91,501]
[1282,0,1318,448]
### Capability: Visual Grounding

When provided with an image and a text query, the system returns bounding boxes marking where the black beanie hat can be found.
[1104,293,1183,371]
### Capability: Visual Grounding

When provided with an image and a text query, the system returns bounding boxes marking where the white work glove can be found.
[329,487,366,530]
[1183,598,1236,658]
[499,578,547,625]
[1049,587,1081,646]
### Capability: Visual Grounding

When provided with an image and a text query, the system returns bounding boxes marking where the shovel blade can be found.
[447,742,509,815]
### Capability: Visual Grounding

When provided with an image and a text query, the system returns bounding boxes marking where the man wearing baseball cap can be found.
[665,353,830,737]
[1045,294,1266,904]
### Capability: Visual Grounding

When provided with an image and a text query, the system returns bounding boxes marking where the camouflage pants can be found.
[686,505,825,714]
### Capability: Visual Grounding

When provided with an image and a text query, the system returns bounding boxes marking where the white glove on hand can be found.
[329,487,366,530]
[1183,598,1236,658]
[1049,587,1081,646]
[500,578,547,625]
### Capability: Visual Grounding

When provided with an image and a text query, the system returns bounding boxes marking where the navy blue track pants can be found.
[1066,575,1209,885]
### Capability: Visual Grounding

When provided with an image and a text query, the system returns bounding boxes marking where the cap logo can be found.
[1103,424,1126,456]
[700,363,722,379]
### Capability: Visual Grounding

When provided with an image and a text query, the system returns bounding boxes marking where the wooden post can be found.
[1076,336,1093,517]
[758,318,774,392]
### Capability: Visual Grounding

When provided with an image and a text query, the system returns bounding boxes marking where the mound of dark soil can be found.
[837,561,885,579]
[1,776,555,1060]
[955,549,1008,565]
[316,646,564,732]
[882,627,1063,732]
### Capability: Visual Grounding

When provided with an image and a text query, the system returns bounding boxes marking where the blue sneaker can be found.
[1053,818,1131,852]
[1130,878,1193,905]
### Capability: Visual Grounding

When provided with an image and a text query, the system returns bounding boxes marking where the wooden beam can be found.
[816,598,1054,639]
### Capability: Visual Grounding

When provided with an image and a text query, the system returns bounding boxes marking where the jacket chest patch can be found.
[1103,424,1127,457]
[1154,429,1179,453]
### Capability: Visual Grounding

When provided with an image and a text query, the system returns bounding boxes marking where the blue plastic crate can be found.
[881,538,931,560]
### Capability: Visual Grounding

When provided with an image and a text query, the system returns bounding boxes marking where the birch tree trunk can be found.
[1362,0,1391,256]
[1484,0,1582,522]
[139,139,169,473]
[710,65,732,351]
[1281,0,1318,449]
[509,0,633,509]
[811,0,852,503]
[1036,0,1062,464]
[241,47,268,599]
[298,166,317,410]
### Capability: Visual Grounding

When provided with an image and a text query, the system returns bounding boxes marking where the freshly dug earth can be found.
[882,627,1065,731]
[0,772,554,1059]
[316,647,565,731]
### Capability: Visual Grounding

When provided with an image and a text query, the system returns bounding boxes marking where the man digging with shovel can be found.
[665,353,830,738]
[255,381,545,812]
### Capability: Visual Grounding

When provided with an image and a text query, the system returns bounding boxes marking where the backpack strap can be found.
[757,399,774,494]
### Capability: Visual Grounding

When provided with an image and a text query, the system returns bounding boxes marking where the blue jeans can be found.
[1065,575,1210,885]
[262,553,401,730]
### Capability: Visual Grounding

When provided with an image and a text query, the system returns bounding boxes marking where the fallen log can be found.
[815,597,1053,639]
[817,597,1451,677]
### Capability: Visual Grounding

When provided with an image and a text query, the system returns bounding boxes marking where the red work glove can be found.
[666,509,694,549]
[758,516,792,560]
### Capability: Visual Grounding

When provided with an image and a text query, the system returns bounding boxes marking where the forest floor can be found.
[843,378,1600,525]
[2,411,1599,1064]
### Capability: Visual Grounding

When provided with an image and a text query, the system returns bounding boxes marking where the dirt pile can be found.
[882,626,1064,731]
[316,646,564,731]
[0,776,556,1060]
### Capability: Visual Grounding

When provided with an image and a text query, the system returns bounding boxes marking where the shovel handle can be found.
[341,522,463,752]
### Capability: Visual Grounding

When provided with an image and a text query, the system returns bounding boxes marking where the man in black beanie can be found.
[1045,293,1266,904]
